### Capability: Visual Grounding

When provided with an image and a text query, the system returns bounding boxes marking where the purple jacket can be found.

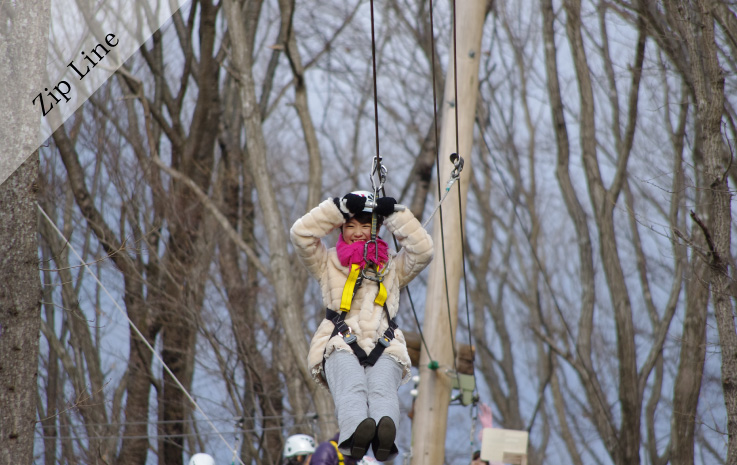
[310,434,358,465]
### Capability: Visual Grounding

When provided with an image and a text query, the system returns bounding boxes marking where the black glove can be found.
[374,197,397,217]
[333,193,367,219]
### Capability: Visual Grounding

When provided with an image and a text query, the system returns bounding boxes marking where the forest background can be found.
[1,0,736,464]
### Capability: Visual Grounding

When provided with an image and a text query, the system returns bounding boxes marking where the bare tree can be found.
[630,0,736,461]
[33,0,737,464]
[465,0,732,463]
[222,0,337,440]
[671,2,736,461]
[0,1,50,464]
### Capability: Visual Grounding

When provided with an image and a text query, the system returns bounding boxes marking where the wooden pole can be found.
[410,2,487,465]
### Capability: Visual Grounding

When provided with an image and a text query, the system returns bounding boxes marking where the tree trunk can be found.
[676,1,736,462]
[159,2,221,463]
[222,0,336,439]
[540,0,619,453]
[0,0,49,463]
[0,156,42,465]
[279,0,323,211]
[669,92,708,465]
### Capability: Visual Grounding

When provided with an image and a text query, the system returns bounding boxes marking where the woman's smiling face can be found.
[342,218,376,244]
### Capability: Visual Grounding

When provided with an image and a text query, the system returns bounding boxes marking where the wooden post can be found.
[409,3,487,465]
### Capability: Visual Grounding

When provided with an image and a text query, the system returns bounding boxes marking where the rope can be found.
[37,414,318,429]
[363,0,468,387]
[421,173,461,229]
[434,0,460,382]
[35,421,315,441]
[455,178,479,399]
[384,228,433,363]
[365,0,436,366]
[369,0,382,174]
[419,0,447,373]
[37,204,247,465]
[448,0,478,395]
[451,0,461,164]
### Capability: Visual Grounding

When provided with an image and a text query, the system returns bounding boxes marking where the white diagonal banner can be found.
[0,0,190,185]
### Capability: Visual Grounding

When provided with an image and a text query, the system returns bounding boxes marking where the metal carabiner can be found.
[360,267,383,283]
[445,153,464,191]
[450,153,464,179]
[370,156,388,192]
[359,256,392,283]
[363,239,379,266]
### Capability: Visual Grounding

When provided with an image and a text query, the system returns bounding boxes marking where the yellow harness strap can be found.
[340,264,388,312]
[375,280,387,306]
[340,264,362,312]
[330,440,345,465]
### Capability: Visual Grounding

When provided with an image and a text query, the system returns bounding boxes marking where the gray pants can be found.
[324,350,403,449]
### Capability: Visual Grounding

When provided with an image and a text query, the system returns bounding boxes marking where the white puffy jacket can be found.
[290,199,434,387]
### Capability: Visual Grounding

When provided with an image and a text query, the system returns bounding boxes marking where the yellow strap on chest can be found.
[340,264,362,312]
[340,264,388,312]
[330,440,345,465]
[375,280,387,306]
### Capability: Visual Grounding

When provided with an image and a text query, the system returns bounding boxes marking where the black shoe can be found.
[347,417,376,459]
[372,416,397,462]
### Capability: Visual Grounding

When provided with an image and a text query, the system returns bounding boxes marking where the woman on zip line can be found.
[290,188,433,462]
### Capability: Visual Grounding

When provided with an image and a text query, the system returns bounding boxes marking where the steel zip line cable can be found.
[38,204,247,465]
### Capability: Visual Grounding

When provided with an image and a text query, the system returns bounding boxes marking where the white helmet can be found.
[284,434,317,457]
[189,453,216,465]
[350,190,375,213]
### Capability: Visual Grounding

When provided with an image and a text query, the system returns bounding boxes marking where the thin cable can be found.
[379,186,434,361]
[379,181,433,362]
[421,177,460,229]
[397,0,446,367]
[455,180,478,396]
[37,205,247,465]
[402,279,434,362]
[379,184,433,361]
[36,422,316,441]
[369,0,381,168]
[422,0,460,380]
[365,0,434,364]
[437,0,460,379]
[448,0,478,391]
[449,0,473,359]
[37,413,317,429]
[451,0,461,163]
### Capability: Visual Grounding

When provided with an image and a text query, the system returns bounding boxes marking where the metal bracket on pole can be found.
[447,370,477,406]
[445,152,464,192]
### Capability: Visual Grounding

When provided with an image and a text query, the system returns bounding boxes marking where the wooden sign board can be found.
[480,428,529,465]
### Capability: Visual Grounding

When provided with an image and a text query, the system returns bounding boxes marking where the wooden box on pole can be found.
[480,428,529,465]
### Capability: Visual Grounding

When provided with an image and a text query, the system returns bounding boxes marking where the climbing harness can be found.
[329,440,345,465]
[324,263,397,367]
[339,263,387,313]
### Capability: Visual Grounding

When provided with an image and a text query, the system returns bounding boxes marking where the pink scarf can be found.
[337,234,389,269]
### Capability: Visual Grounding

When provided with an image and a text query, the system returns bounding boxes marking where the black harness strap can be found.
[325,307,398,367]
